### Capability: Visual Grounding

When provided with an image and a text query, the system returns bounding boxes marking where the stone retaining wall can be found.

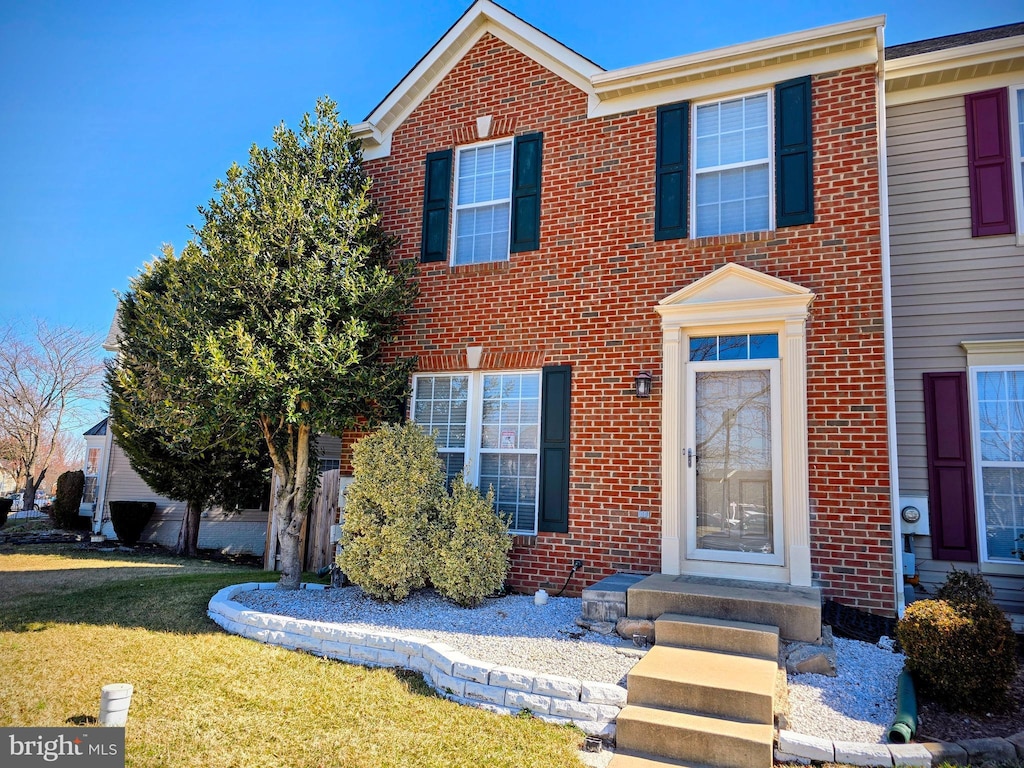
[207,583,624,738]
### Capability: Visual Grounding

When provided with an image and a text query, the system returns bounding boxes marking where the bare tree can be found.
[0,322,103,510]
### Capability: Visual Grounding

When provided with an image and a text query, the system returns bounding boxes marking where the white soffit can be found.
[885,35,1024,106]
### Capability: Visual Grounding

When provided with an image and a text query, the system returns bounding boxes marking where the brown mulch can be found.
[915,656,1024,742]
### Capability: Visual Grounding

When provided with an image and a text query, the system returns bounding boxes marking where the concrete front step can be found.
[626,645,776,724]
[655,613,779,660]
[628,573,822,642]
[615,705,773,768]
[607,751,716,768]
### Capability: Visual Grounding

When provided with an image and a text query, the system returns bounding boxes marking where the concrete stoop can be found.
[609,612,782,768]
[627,574,822,643]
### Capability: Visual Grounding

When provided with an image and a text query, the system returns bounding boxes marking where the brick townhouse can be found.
[350,0,897,614]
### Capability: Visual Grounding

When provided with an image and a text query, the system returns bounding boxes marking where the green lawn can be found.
[0,543,584,768]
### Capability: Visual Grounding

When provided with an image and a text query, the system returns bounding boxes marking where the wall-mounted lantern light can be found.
[634,371,652,398]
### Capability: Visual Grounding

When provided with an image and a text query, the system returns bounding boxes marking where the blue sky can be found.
[1,0,1020,427]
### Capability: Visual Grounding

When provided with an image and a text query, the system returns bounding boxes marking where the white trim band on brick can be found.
[207,582,624,739]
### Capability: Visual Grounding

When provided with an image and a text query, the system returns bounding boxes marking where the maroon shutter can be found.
[923,372,978,562]
[965,89,1015,237]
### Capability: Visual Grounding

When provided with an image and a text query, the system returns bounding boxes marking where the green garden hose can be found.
[887,669,917,743]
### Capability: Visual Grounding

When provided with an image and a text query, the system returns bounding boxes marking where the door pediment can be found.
[657,263,813,328]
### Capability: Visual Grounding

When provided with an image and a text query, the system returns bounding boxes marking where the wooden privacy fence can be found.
[264,469,341,573]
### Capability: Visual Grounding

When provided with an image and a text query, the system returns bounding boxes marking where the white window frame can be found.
[1009,85,1024,248]
[451,138,514,266]
[411,370,542,535]
[690,90,774,239]
[967,362,1024,568]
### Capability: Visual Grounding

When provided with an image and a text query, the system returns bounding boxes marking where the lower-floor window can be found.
[972,367,1024,562]
[412,371,541,534]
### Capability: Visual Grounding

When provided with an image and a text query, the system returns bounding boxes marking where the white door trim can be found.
[656,263,815,585]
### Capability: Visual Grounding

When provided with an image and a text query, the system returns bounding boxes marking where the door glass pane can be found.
[695,369,773,554]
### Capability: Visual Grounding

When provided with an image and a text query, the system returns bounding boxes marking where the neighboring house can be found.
[79,417,111,528]
[83,322,276,555]
[80,411,272,554]
[352,1,898,614]
[885,24,1024,614]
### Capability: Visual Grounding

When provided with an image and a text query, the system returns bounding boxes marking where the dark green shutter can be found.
[775,76,814,227]
[511,132,543,253]
[538,365,571,533]
[421,149,452,263]
[655,101,689,241]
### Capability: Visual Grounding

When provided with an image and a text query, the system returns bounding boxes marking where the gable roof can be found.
[353,0,883,159]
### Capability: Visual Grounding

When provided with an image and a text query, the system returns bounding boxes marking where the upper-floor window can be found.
[655,77,813,242]
[420,133,543,265]
[693,93,772,238]
[454,141,513,265]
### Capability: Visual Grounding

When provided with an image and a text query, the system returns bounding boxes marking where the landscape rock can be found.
[574,616,616,635]
[786,641,838,676]
[615,617,655,644]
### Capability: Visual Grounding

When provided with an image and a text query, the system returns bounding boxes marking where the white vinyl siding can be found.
[888,92,1024,611]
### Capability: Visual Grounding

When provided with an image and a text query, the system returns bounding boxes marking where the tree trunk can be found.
[273,422,312,590]
[23,476,37,512]
[175,499,202,557]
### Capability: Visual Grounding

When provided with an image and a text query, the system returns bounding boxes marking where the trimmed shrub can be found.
[108,501,156,546]
[897,572,1017,712]
[0,497,11,527]
[338,423,445,601]
[429,476,511,607]
[51,470,86,530]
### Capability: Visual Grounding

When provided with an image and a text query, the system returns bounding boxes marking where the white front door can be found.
[686,358,784,568]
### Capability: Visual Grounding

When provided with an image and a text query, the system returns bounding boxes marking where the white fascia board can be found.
[588,16,883,117]
[358,0,602,160]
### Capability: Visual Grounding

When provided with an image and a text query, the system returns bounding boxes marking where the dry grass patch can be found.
[0,546,585,768]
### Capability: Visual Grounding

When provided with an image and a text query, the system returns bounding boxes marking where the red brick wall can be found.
[361,33,895,614]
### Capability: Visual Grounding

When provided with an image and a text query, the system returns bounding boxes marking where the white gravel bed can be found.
[237,585,906,744]
[237,586,639,685]
[785,636,905,744]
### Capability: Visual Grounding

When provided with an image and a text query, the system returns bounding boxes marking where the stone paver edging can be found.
[209,583,1024,766]
[777,720,1024,766]
[207,583,624,738]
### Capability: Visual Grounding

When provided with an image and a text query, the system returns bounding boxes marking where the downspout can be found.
[875,23,906,617]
